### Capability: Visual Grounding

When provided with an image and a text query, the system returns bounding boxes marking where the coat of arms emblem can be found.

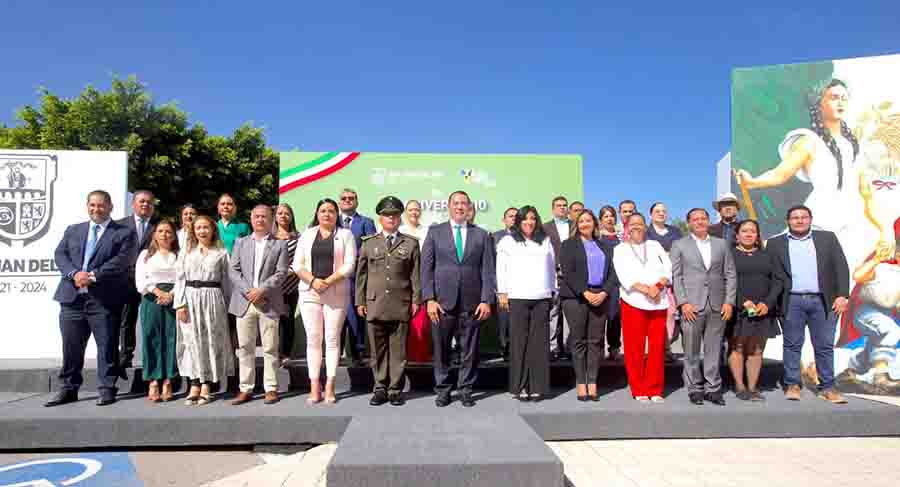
[0,153,58,247]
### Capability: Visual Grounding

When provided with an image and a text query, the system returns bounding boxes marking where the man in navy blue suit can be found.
[422,190,496,407]
[45,190,135,407]
[338,188,377,363]
[116,190,158,369]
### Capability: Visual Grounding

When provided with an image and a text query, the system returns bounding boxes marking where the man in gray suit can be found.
[422,190,496,408]
[671,208,736,406]
[229,205,289,405]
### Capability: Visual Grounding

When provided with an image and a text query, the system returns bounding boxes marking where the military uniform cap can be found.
[376,196,404,216]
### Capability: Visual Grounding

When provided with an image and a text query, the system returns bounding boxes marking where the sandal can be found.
[185,385,201,405]
[749,390,765,402]
[196,384,212,406]
[148,382,161,403]
[161,381,174,402]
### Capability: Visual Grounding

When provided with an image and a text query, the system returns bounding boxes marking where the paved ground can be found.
[1,437,897,487]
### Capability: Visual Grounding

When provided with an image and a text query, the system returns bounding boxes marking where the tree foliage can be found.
[0,76,278,220]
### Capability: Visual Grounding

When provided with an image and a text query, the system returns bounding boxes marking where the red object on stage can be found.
[620,299,667,397]
[408,306,432,363]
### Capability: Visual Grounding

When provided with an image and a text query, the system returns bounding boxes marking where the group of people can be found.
[44,185,852,409]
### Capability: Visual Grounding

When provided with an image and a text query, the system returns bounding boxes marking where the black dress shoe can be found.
[96,395,117,406]
[461,392,476,408]
[370,390,389,406]
[44,390,78,407]
[435,391,451,407]
[689,392,704,405]
[704,392,726,406]
[577,395,589,402]
[389,393,405,406]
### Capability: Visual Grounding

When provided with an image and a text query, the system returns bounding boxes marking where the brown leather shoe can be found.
[784,384,802,401]
[264,391,279,405]
[817,388,848,404]
[231,391,253,405]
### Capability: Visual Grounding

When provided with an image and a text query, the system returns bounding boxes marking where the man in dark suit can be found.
[422,190,496,407]
[541,196,571,360]
[338,188,377,363]
[117,190,157,369]
[492,207,518,360]
[709,193,741,244]
[766,204,850,404]
[46,190,135,407]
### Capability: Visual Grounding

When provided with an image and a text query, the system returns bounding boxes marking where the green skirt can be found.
[140,283,179,380]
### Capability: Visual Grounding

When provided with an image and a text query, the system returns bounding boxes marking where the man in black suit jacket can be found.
[46,190,135,407]
[116,190,158,368]
[541,196,571,359]
[766,205,849,404]
[492,207,518,359]
[421,191,496,407]
[708,193,741,244]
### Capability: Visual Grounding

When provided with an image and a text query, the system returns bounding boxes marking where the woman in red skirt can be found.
[399,199,431,363]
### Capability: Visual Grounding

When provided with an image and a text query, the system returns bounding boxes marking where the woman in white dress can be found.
[735,79,861,238]
[174,214,233,406]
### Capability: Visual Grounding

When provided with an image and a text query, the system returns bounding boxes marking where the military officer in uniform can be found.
[356,196,422,406]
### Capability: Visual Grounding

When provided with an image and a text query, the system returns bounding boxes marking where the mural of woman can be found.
[735,79,861,239]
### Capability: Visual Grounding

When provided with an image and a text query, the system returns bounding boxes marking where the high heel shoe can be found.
[324,379,337,404]
[161,381,173,402]
[307,379,322,405]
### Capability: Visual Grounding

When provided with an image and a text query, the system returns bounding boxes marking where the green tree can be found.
[0,76,278,221]
[672,218,689,235]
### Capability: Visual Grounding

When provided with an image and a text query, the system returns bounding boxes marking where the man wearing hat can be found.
[355,196,421,406]
[710,193,741,245]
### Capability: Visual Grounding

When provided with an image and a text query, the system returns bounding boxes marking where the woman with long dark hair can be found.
[136,219,181,402]
[597,205,623,361]
[177,203,197,252]
[727,219,783,401]
[496,206,556,401]
[294,198,356,404]
[274,203,301,364]
[560,209,618,401]
[735,78,860,238]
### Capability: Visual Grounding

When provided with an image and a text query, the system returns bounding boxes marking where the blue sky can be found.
[2,1,898,222]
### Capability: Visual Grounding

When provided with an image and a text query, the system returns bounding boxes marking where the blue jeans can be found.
[782,293,835,390]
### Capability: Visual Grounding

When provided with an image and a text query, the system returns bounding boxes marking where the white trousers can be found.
[300,287,347,379]
[236,303,280,393]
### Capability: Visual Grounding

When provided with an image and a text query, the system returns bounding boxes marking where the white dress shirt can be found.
[135,250,178,294]
[399,223,428,249]
[691,232,712,270]
[613,239,672,310]
[554,219,570,241]
[496,235,557,300]
[449,220,468,254]
[252,233,269,288]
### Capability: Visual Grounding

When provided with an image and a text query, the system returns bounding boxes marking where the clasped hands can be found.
[427,300,491,324]
[73,271,93,288]
[741,300,769,317]
[581,290,607,307]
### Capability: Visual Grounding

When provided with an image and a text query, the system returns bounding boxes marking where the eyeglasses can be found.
[340,196,357,201]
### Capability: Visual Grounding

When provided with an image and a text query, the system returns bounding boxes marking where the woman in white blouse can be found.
[398,199,432,363]
[613,213,672,403]
[496,205,557,401]
[293,198,357,404]
[135,219,180,402]
[176,204,197,252]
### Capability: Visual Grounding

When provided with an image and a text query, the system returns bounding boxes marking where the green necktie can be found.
[454,225,464,262]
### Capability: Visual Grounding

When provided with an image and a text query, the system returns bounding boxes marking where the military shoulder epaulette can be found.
[398,232,418,241]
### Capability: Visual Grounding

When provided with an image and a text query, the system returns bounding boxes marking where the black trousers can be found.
[562,296,608,384]
[59,294,122,394]
[606,315,622,351]
[508,299,551,395]
[368,320,409,393]
[119,289,140,363]
[496,306,510,354]
[432,308,481,393]
[279,290,299,358]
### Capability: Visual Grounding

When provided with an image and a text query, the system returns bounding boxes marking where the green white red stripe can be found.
[279,151,360,194]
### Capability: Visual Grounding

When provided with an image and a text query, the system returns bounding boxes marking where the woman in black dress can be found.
[728,219,783,401]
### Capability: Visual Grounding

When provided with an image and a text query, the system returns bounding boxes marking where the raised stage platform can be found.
[2,360,898,487]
